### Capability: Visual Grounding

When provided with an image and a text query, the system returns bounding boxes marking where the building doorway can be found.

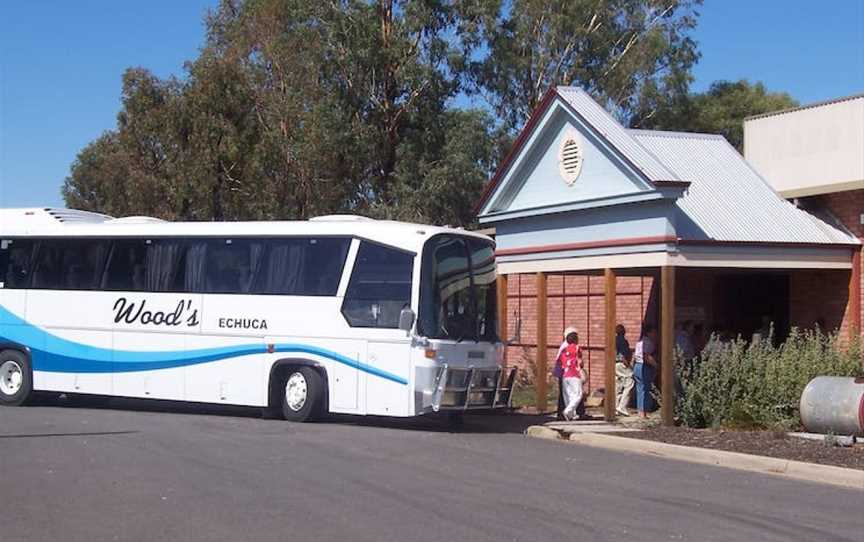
[715,273,790,343]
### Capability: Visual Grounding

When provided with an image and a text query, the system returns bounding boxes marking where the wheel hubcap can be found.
[285,372,308,412]
[0,360,23,396]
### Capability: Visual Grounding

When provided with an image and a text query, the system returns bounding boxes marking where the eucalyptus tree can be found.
[64,0,707,225]
[639,79,799,152]
[457,0,702,130]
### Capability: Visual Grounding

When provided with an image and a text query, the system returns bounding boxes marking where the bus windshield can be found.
[418,234,498,342]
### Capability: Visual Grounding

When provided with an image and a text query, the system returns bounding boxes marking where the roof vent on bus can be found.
[309,214,374,222]
[107,216,166,224]
[44,208,114,224]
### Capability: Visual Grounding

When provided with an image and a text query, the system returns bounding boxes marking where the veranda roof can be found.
[630,129,858,246]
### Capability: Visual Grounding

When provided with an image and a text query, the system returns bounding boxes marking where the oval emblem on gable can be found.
[558,129,584,186]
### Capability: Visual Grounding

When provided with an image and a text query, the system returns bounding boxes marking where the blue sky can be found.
[1,0,863,209]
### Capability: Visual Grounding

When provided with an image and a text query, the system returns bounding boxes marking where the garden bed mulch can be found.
[618,426,864,471]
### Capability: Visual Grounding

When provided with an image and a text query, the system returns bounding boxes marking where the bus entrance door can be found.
[363,338,411,416]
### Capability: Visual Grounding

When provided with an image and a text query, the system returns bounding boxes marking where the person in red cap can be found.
[558,328,584,420]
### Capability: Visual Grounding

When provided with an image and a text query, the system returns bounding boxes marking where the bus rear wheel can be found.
[281,366,324,422]
[0,350,33,407]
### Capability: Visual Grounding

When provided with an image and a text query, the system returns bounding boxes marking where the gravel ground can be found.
[619,426,864,470]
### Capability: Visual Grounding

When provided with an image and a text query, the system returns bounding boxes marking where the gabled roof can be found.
[556,87,681,183]
[475,86,687,214]
[475,86,857,247]
[631,130,858,245]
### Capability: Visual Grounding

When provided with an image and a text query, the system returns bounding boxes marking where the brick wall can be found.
[816,189,864,342]
[789,269,852,340]
[820,190,864,238]
[503,272,655,392]
[503,265,857,389]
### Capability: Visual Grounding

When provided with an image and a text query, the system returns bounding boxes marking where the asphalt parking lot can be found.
[2,399,862,542]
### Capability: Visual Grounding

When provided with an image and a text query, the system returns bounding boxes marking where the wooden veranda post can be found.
[604,269,617,421]
[536,272,548,413]
[850,248,861,341]
[497,274,508,344]
[660,266,676,426]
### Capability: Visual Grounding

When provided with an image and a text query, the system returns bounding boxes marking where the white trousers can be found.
[562,376,583,419]
[615,361,634,412]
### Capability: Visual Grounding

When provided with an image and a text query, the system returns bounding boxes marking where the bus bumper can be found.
[430,365,517,412]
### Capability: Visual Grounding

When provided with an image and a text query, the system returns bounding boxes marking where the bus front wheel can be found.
[0,350,33,407]
[281,366,324,422]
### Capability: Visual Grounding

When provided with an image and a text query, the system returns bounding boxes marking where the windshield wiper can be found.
[455,322,467,343]
[453,317,470,343]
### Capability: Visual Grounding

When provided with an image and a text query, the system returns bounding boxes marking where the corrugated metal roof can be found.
[630,130,859,245]
[745,93,864,122]
[556,86,681,183]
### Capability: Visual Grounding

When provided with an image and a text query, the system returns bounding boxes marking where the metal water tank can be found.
[799,376,864,437]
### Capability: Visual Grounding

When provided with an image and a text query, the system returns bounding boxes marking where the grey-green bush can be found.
[676,329,862,429]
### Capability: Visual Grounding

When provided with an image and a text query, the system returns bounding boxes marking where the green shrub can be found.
[676,329,863,429]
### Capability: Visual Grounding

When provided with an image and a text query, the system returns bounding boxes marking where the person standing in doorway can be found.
[633,323,658,418]
[559,329,584,420]
[614,324,634,417]
[675,321,696,362]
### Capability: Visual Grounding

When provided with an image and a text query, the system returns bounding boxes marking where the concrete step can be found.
[540,421,643,434]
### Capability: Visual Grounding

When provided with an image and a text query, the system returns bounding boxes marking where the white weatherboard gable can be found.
[482,99,654,216]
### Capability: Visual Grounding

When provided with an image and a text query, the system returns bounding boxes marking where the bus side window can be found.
[202,239,263,294]
[146,239,189,293]
[30,239,109,290]
[31,241,64,289]
[254,237,350,296]
[64,240,110,290]
[0,240,36,289]
[303,238,350,296]
[341,242,414,328]
[103,240,148,291]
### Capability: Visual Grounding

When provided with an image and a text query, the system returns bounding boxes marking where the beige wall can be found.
[744,96,864,198]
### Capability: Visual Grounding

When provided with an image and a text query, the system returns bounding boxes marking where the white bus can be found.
[0,208,515,422]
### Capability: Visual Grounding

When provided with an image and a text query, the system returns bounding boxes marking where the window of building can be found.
[342,242,414,328]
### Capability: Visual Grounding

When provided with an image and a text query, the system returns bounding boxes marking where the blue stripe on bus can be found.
[0,306,408,385]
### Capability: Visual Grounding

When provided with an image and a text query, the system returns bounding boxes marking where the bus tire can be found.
[0,349,33,407]
[281,366,324,422]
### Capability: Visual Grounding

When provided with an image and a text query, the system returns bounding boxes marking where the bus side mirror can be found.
[398,307,415,334]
